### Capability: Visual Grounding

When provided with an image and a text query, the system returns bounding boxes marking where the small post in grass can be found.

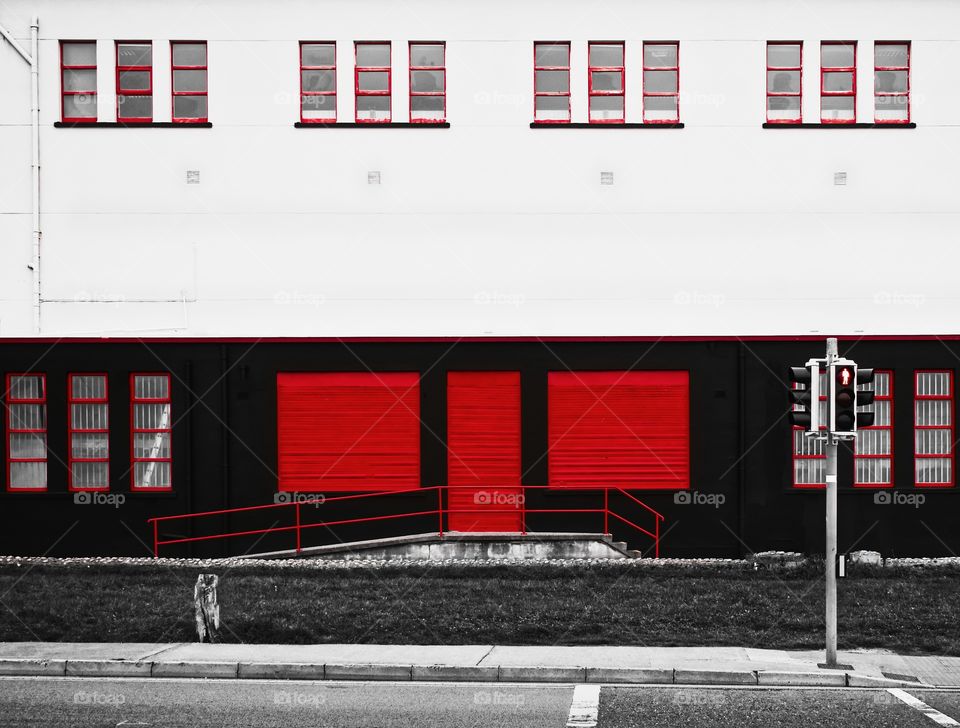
[194,573,220,643]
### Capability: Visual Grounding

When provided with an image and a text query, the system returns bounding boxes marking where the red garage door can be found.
[277,372,420,492]
[548,371,689,490]
[447,372,522,532]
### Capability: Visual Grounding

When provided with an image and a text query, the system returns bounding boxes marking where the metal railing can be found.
[147,485,664,558]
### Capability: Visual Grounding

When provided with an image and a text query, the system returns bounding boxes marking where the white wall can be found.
[0,0,958,337]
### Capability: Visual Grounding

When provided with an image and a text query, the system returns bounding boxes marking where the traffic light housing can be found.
[856,368,875,429]
[789,362,820,432]
[830,361,858,433]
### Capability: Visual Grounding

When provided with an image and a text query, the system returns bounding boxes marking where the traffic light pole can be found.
[824,337,839,668]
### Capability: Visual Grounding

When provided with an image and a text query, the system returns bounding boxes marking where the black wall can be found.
[0,338,957,558]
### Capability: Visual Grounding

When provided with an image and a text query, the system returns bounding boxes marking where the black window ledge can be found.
[295,121,450,128]
[54,121,213,128]
[531,122,684,129]
[763,122,916,129]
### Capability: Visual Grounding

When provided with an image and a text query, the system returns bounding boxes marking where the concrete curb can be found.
[0,658,939,688]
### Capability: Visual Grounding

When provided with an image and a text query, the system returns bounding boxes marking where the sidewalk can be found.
[0,642,957,688]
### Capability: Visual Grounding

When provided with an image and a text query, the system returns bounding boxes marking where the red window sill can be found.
[294,122,449,128]
[54,121,213,128]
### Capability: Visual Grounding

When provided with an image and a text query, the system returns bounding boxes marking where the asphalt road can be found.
[2,677,960,727]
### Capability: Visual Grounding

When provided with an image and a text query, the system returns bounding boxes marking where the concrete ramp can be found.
[242,532,638,561]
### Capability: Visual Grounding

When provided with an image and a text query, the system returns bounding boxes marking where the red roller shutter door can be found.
[277,372,420,492]
[447,371,522,532]
[548,371,689,489]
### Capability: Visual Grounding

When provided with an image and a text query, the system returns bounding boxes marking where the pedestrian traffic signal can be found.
[856,368,875,428]
[831,361,858,433]
[789,362,820,432]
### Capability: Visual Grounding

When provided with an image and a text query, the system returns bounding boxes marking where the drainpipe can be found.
[1,17,40,333]
[30,17,40,334]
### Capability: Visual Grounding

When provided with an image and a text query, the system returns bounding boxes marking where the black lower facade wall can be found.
[0,338,957,558]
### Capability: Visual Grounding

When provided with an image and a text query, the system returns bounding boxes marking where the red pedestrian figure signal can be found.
[838,367,852,387]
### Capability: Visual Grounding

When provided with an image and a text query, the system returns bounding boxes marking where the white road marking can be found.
[566,684,601,728]
[887,688,960,726]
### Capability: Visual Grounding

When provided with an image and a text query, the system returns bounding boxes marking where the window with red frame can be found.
[355,42,391,123]
[875,42,910,124]
[533,42,570,123]
[792,370,828,487]
[6,374,47,491]
[588,41,624,123]
[915,370,954,487]
[172,42,208,122]
[131,374,172,490]
[409,42,445,122]
[767,41,802,123]
[855,370,893,487]
[116,41,152,122]
[69,374,109,491]
[61,41,97,122]
[643,42,679,122]
[821,41,856,123]
[300,41,336,122]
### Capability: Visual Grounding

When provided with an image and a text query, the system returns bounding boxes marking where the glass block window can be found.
[915,371,954,487]
[6,374,47,491]
[131,373,172,490]
[821,41,856,123]
[300,41,336,122]
[875,42,910,124]
[767,41,802,123]
[355,41,391,123]
[116,41,153,122]
[534,41,570,123]
[61,41,97,122]
[643,42,679,123]
[409,42,445,122]
[69,374,109,490]
[855,371,893,487]
[792,369,828,487]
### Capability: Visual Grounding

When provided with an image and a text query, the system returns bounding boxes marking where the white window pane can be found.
[356,43,390,66]
[589,44,623,67]
[534,95,569,121]
[135,432,171,459]
[410,44,443,67]
[823,72,854,93]
[644,44,678,67]
[767,96,801,120]
[173,43,206,67]
[72,432,109,459]
[72,375,107,399]
[876,44,908,67]
[534,43,568,67]
[9,433,46,458]
[916,428,951,454]
[918,372,951,397]
[174,95,208,119]
[768,70,800,94]
[302,94,336,119]
[135,461,171,488]
[822,43,855,68]
[411,70,444,93]
[64,69,96,92]
[767,44,801,68]
[302,69,335,92]
[821,96,855,120]
[410,95,444,120]
[875,70,908,94]
[72,462,108,489]
[174,69,207,93]
[644,70,678,93]
[63,94,97,118]
[134,403,171,430]
[301,43,335,67]
[9,375,42,399]
[535,70,569,93]
[358,71,390,91]
[118,95,152,119]
[917,400,951,427]
[795,459,825,485]
[916,458,951,484]
[644,95,678,121]
[9,461,46,488]
[119,70,150,91]
[876,95,909,121]
[589,95,624,120]
[118,44,151,66]
[72,403,108,430]
[591,71,623,93]
[9,404,45,430]
[63,42,96,66]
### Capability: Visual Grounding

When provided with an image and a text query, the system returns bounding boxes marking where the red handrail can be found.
[147,484,665,558]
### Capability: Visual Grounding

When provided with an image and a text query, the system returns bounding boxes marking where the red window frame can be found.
[130,373,173,491]
[355,41,391,123]
[914,370,954,488]
[68,373,109,492]
[60,40,97,122]
[300,41,336,123]
[6,373,47,492]
[766,41,802,124]
[408,41,445,123]
[821,41,856,124]
[588,41,625,124]
[875,41,910,124]
[171,41,208,123]
[116,41,153,122]
[792,372,827,488]
[533,41,571,123]
[854,370,893,488]
[643,41,680,123]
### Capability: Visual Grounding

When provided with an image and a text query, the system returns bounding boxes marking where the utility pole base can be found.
[818,662,854,670]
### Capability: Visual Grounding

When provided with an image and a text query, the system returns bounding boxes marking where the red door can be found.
[447,372,522,532]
